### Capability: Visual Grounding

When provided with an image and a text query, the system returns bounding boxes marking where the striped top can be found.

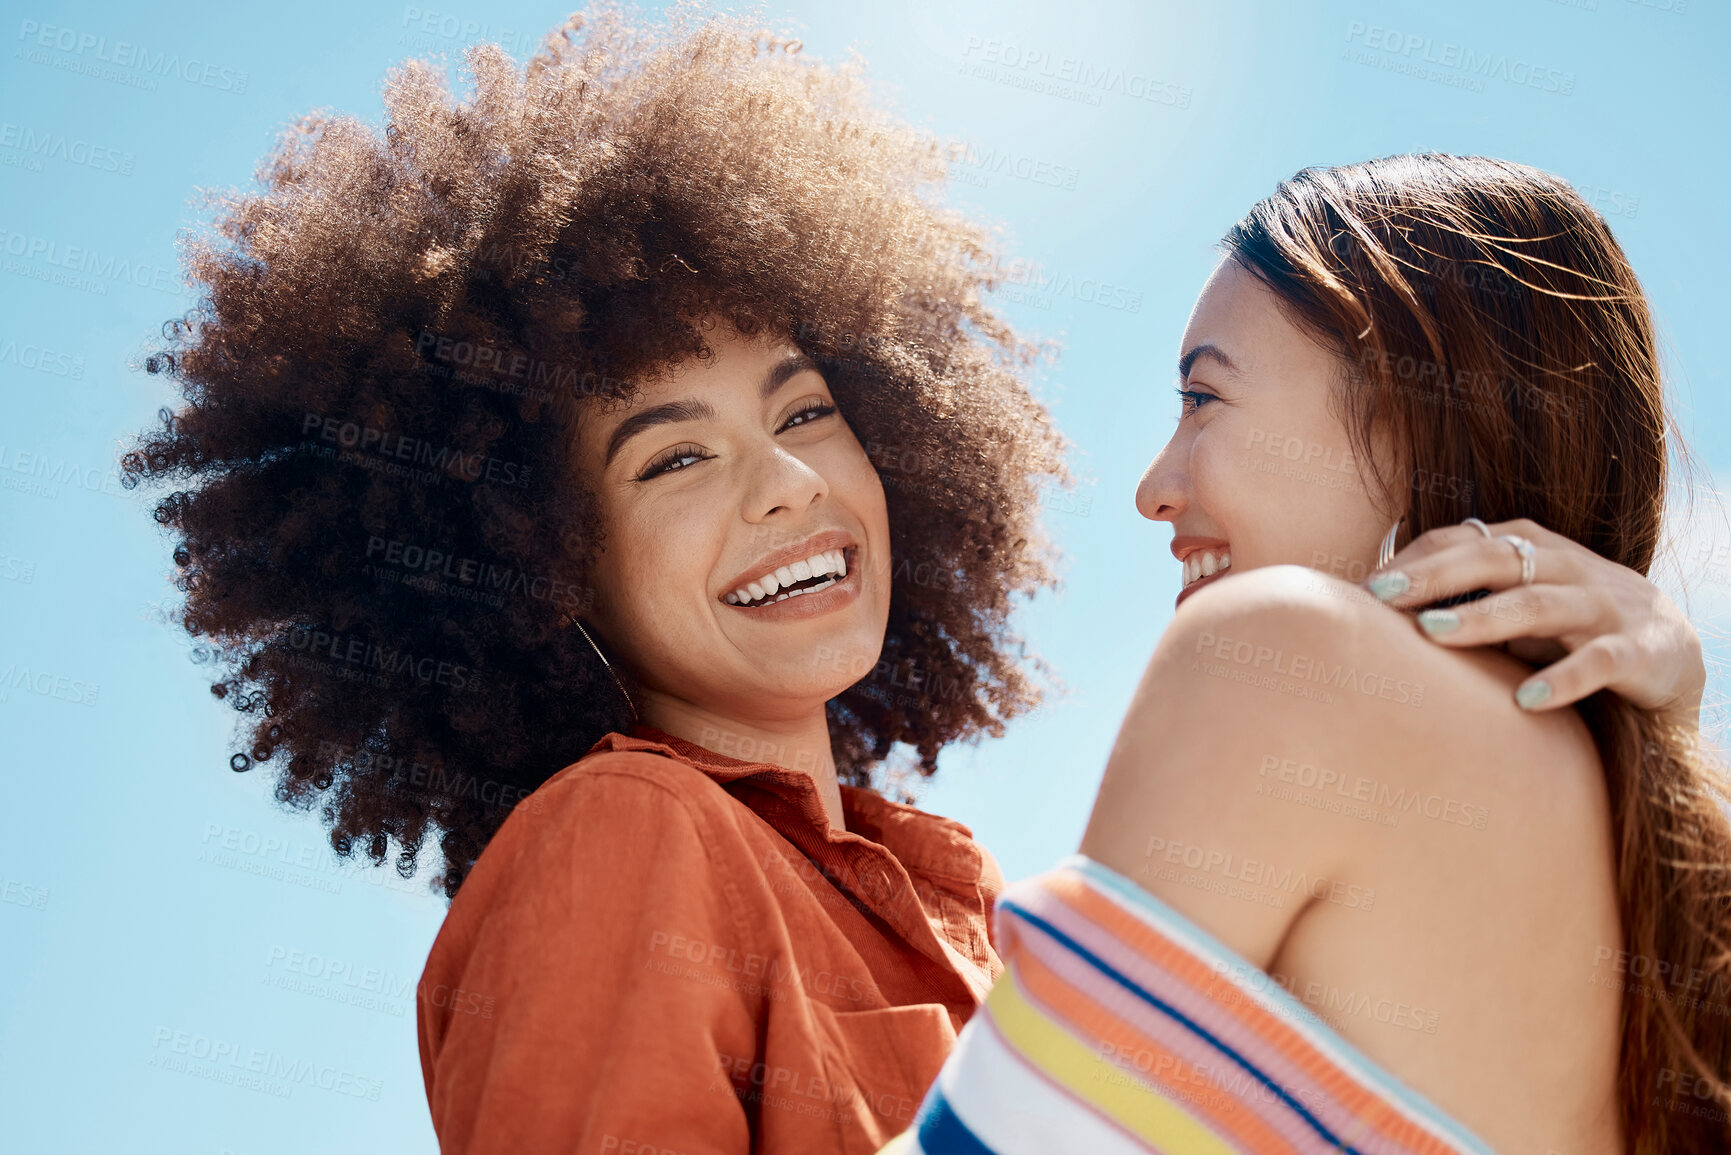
[878,855,1496,1155]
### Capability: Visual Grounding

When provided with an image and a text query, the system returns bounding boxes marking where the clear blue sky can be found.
[3,0,1727,1150]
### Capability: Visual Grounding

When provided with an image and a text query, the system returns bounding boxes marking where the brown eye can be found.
[1175,387,1218,416]
[779,401,837,431]
[636,444,712,481]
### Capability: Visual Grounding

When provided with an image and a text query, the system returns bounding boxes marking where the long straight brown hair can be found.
[1225,152,1730,1153]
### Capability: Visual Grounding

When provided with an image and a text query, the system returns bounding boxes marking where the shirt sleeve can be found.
[419,758,759,1154]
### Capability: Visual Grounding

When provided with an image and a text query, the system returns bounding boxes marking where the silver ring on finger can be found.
[1461,517,1493,539]
[1497,534,1536,585]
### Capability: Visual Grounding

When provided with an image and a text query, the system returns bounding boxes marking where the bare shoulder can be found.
[1081,565,1604,965]
[1162,564,1599,776]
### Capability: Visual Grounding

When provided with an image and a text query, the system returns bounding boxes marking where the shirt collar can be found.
[581,725,1001,997]
[584,725,986,872]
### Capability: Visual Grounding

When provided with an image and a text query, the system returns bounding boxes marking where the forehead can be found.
[624,330,802,403]
[1179,260,1329,378]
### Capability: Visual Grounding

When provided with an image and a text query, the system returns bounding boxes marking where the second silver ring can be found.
[1497,533,1536,585]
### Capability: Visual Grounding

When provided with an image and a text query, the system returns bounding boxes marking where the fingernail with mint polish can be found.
[1515,681,1552,710]
[1368,571,1410,601]
[1418,609,1460,636]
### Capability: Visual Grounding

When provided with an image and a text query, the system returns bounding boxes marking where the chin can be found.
[804,622,886,692]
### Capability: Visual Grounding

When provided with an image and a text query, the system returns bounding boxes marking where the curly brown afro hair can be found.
[122,2,1071,899]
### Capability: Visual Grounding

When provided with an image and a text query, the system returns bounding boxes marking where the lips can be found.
[719,529,860,616]
[725,547,849,607]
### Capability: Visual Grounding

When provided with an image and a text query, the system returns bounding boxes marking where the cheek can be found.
[818,434,890,540]
[1190,417,1366,563]
[596,501,717,633]
[1189,420,1274,524]
[823,426,879,487]
[847,456,890,534]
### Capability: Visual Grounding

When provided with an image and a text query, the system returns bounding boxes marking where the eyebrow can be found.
[1177,343,1240,381]
[762,352,819,398]
[603,397,718,468]
[602,352,823,467]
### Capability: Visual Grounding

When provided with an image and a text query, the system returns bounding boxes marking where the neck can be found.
[635,690,847,833]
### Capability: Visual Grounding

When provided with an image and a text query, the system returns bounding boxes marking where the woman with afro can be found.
[122,7,1707,1153]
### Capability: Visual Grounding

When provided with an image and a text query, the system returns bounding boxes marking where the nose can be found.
[1135,427,1191,523]
[745,437,828,522]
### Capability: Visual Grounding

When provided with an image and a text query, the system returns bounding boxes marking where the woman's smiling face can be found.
[574,322,892,723]
[1137,259,1398,605]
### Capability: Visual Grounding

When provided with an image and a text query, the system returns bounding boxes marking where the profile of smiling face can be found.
[1138,259,1401,606]
[572,321,893,741]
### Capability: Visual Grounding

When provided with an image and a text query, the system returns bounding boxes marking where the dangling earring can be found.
[1376,517,1403,570]
[567,616,639,724]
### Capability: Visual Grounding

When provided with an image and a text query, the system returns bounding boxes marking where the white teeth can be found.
[1182,550,1231,588]
[728,546,852,607]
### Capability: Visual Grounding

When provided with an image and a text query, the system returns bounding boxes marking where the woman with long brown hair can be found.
[885,154,1728,1155]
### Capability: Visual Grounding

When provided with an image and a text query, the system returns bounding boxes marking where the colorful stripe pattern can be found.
[878,855,1495,1155]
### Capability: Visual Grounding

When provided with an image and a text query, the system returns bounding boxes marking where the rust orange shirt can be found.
[416,725,1005,1154]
